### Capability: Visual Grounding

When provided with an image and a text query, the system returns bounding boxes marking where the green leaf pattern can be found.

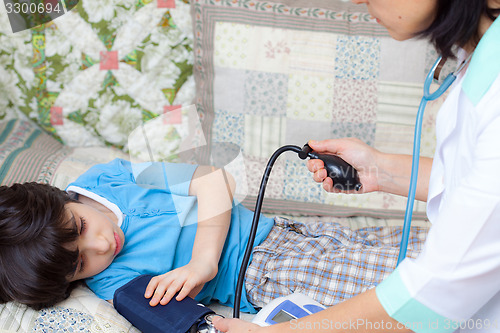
[0,0,194,159]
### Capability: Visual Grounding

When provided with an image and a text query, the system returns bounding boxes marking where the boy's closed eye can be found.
[79,216,87,235]
[67,212,86,277]
[77,216,87,273]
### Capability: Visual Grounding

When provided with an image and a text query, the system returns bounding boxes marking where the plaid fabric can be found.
[245,216,428,308]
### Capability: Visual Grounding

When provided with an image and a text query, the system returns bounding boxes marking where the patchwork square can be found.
[50,106,64,126]
[332,78,377,124]
[374,89,442,157]
[244,25,291,74]
[284,119,331,152]
[331,122,376,146]
[379,37,428,83]
[283,159,324,204]
[212,110,245,149]
[374,123,414,155]
[376,81,422,127]
[286,73,334,122]
[163,105,183,124]
[214,21,253,69]
[244,114,286,159]
[214,67,246,114]
[335,35,381,80]
[244,71,288,116]
[289,30,337,75]
[244,155,286,199]
[99,51,119,71]
[157,0,175,8]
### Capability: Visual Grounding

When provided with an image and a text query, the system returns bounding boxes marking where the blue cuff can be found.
[376,268,458,333]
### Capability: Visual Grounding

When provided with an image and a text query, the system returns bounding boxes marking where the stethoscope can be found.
[232,54,472,318]
[397,53,472,264]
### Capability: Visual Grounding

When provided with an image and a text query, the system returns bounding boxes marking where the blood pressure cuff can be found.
[113,274,214,333]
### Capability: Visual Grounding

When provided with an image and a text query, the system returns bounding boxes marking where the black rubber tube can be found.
[233,145,304,318]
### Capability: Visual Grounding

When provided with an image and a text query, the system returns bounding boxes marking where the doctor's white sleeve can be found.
[376,104,500,332]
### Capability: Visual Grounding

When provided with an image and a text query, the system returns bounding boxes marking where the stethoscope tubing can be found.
[397,56,461,265]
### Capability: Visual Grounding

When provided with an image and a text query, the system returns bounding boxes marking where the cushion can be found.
[0,0,195,157]
[0,118,71,186]
[0,118,128,188]
[191,0,451,219]
[0,285,140,332]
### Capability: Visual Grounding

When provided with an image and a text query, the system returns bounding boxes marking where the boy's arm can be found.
[145,165,235,306]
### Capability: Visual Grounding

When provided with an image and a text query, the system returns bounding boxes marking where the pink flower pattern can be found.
[264,40,290,59]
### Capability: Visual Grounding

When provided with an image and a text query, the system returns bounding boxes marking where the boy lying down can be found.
[0,159,427,313]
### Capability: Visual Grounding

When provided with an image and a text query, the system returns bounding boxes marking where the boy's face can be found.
[65,202,125,282]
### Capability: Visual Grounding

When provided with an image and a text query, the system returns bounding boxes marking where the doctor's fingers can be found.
[212,317,261,333]
[321,177,337,193]
[312,169,328,184]
[307,158,325,173]
[307,139,344,154]
[307,162,341,193]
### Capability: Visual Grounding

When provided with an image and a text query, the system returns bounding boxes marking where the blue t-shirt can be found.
[66,159,274,313]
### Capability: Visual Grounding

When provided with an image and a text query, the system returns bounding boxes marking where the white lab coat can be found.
[376,18,500,333]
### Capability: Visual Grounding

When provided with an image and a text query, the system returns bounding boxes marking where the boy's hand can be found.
[144,259,218,306]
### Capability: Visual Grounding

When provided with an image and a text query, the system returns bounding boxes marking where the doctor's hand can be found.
[213,316,263,333]
[307,138,381,194]
[144,259,217,306]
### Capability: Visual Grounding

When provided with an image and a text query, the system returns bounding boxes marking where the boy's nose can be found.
[84,236,110,254]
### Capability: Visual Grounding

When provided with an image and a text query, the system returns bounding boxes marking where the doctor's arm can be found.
[145,165,235,306]
[307,139,432,201]
[214,288,411,333]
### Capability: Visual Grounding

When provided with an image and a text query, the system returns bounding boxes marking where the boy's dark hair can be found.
[0,182,80,310]
[419,0,499,59]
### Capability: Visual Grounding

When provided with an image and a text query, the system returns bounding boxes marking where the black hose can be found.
[233,145,304,318]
